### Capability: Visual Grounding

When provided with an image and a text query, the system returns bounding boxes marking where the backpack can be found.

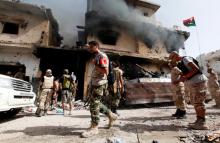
[177,56,202,76]
[62,75,71,89]
[107,61,115,85]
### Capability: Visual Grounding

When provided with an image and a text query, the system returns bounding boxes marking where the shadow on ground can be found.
[115,123,186,133]
[3,126,86,136]
[0,114,28,124]
[120,116,177,122]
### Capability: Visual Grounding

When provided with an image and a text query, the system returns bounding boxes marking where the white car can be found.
[0,74,36,117]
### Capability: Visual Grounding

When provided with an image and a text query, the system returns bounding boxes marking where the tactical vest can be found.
[177,56,202,79]
[42,76,54,89]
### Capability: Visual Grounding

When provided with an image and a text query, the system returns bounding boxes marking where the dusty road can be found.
[0,102,220,143]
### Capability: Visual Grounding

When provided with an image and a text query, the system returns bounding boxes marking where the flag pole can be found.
[194,25,204,69]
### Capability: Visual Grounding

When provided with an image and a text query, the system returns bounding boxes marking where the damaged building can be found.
[83,0,190,104]
[199,50,220,77]
[0,0,89,99]
[0,0,61,89]
[0,0,189,103]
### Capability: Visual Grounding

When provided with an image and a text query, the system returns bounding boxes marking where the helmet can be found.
[63,69,69,74]
[46,69,52,75]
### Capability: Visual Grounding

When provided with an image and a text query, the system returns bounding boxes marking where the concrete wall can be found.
[138,40,168,57]
[0,12,50,46]
[0,47,40,80]
[22,0,87,47]
[88,31,137,53]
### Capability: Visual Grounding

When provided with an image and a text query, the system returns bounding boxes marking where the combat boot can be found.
[36,109,44,117]
[111,107,119,116]
[107,111,118,129]
[35,108,41,116]
[172,109,180,117]
[43,110,48,116]
[177,110,186,119]
[81,123,99,138]
[188,118,208,130]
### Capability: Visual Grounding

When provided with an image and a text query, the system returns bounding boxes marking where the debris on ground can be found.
[23,106,37,113]
[205,130,220,142]
[73,100,87,110]
[107,137,124,143]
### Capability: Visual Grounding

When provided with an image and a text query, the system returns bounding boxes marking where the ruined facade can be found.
[83,0,189,101]
[0,0,61,81]
[0,0,189,102]
[198,50,220,77]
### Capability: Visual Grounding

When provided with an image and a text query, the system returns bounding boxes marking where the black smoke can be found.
[86,0,189,52]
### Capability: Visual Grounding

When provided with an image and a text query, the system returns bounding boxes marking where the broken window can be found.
[2,22,19,34]
[97,30,119,45]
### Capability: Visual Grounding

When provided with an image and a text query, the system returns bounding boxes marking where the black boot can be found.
[111,107,119,116]
[172,109,180,117]
[177,110,186,119]
[111,107,117,114]
[35,108,41,116]
[43,110,48,116]
[36,109,43,117]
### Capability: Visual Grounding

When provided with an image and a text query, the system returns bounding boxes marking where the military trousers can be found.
[173,83,186,111]
[38,88,53,110]
[90,84,110,125]
[189,81,208,119]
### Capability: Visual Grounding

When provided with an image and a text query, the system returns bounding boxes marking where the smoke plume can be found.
[86,0,189,52]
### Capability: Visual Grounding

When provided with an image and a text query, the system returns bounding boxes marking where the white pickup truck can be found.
[0,74,36,117]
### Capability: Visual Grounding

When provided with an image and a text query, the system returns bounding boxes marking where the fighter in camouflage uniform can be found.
[169,51,208,130]
[81,41,118,138]
[207,67,220,107]
[59,69,74,115]
[111,62,124,115]
[169,61,186,119]
[35,69,54,117]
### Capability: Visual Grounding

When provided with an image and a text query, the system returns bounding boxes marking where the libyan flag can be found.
[183,17,196,27]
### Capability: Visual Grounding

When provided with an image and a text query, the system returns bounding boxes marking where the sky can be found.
[153,0,220,58]
[20,0,219,58]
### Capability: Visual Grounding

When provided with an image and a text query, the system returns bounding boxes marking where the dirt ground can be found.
[0,101,220,143]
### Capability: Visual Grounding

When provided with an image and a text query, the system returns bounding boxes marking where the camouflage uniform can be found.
[36,75,54,116]
[171,67,186,114]
[39,88,53,110]
[182,57,208,129]
[90,84,109,124]
[111,67,123,111]
[184,81,191,104]
[208,69,220,106]
[89,51,111,125]
[61,90,73,104]
[82,51,117,138]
